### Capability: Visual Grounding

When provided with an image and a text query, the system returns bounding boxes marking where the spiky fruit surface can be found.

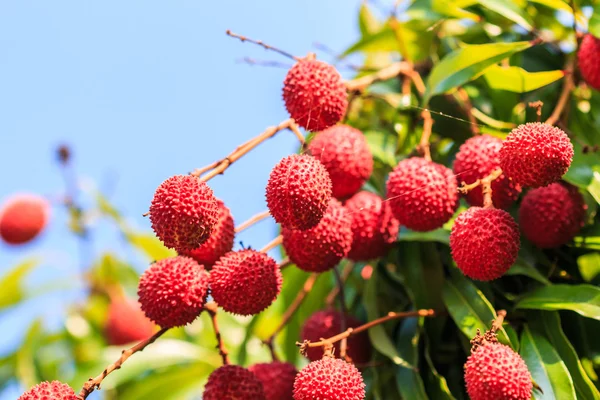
[249,362,297,400]
[450,207,520,281]
[344,191,400,261]
[308,125,373,199]
[499,123,573,188]
[137,256,209,328]
[386,157,458,232]
[519,182,586,248]
[283,59,348,132]
[104,299,156,345]
[0,194,49,245]
[210,250,282,316]
[293,357,366,400]
[204,365,266,400]
[149,175,219,252]
[181,199,234,269]
[266,154,332,231]
[465,342,532,400]
[18,381,77,400]
[282,199,352,272]
[453,135,521,209]
[578,34,600,90]
[301,310,371,363]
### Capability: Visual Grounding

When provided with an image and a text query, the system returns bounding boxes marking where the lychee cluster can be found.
[104,299,156,345]
[578,34,600,90]
[0,193,50,245]
[293,357,366,400]
[18,381,77,400]
[204,365,266,400]
[249,362,297,400]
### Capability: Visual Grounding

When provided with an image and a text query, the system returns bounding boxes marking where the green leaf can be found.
[590,6,600,38]
[483,65,564,92]
[516,284,600,321]
[476,0,533,30]
[424,336,456,400]
[343,27,398,56]
[16,320,42,389]
[578,253,600,283]
[0,259,38,309]
[395,317,428,400]
[398,228,450,244]
[528,0,572,14]
[364,130,398,167]
[587,170,600,205]
[358,2,382,35]
[126,232,177,261]
[506,260,551,285]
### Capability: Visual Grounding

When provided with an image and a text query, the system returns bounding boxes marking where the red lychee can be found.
[308,125,373,199]
[344,191,400,261]
[465,342,532,400]
[282,199,352,272]
[249,362,297,400]
[450,207,520,281]
[386,157,458,232]
[104,299,156,345]
[149,175,219,252]
[137,256,209,328]
[578,34,600,90]
[453,135,521,209]
[210,249,282,316]
[266,154,332,231]
[499,122,573,188]
[293,357,365,400]
[0,193,50,245]
[204,365,266,400]
[283,59,348,132]
[519,182,586,248]
[18,381,77,400]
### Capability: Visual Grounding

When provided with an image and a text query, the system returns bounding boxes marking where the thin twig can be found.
[458,168,503,208]
[288,120,306,151]
[325,262,354,306]
[279,257,292,270]
[456,88,481,135]
[333,266,349,359]
[237,57,292,69]
[235,210,271,233]
[418,109,433,161]
[204,302,230,365]
[345,62,413,92]
[491,309,507,334]
[260,235,283,253]
[528,101,544,122]
[226,30,301,61]
[546,59,575,126]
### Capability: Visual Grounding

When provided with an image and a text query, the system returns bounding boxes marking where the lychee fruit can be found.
[282,199,352,272]
[18,381,77,400]
[293,357,366,400]
[204,365,266,400]
[453,135,521,209]
[386,157,458,232]
[578,34,600,90]
[249,362,297,400]
[266,154,332,231]
[499,122,573,188]
[465,342,532,400]
[450,207,520,281]
[344,191,400,261]
[210,249,282,316]
[149,175,219,252]
[104,299,156,345]
[0,193,50,245]
[137,256,209,328]
[283,58,348,132]
[519,182,586,248]
[301,310,371,363]
[308,125,373,199]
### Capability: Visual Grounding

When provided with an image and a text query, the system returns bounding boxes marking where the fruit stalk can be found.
[545,57,575,126]
[225,29,301,61]
[418,109,433,161]
[235,210,271,233]
[332,266,349,359]
[204,302,231,365]
[260,234,283,253]
[455,88,481,135]
[458,168,503,208]
[325,262,354,306]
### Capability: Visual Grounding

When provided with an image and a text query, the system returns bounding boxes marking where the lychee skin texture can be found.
[18,381,77,400]
[210,250,282,316]
[344,191,400,261]
[453,135,521,209]
[204,365,267,400]
[266,154,332,231]
[293,357,366,400]
[249,362,297,400]
[499,123,573,188]
[519,182,586,248]
[104,299,156,346]
[282,199,352,272]
[301,310,371,363]
[137,256,209,328]
[465,342,533,400]
[0,194,50,245]
[308,125,373,199]
[181,199,234,269]
[578,34,600,90]
[283,59,348,132]
[149,175,219,252]
[386,157,458,232]
[450,207,520,281]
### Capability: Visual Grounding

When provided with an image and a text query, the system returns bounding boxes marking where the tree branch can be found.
[204,302,230,365]
[260,235,283,253]
[226,30,300,61]
[418,109,433,161]
[235,210,271,233]
[458,168,503,208]
[546,59,575,126]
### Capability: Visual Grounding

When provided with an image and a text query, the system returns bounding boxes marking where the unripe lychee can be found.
[465,342,532,400]
[282,199,352,272]
[18,381,77,400]
[308,125,373,199]
[266,154,332,231]
[283,59,348,132]
[149,175,219,252]
[386,157,458,232]
[450,207,520,281]
[301,310,371,363]
[499,123,573,188]
[0,194,50,245]
[293,357,366,400]
[204,365,266,400]
[344,191,400,261]
[578,34,600,90]
[453,135,521,209]
[249,362,297,400]
[519,182,586,248]
[210,250,282,316]
[137,256,209,328]
[104,299,156,345]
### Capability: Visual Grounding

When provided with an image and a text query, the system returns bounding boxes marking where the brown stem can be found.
[204,302,230,365]
[260,235,283,253]
[288,120,306,151]
[235,210,271,233]
[226,30,300,61]
[332,266,349,359]
[345,62,413,92]
[237,57,292,69]
[546,59,575,126]
[325,262,354,307]
[528,101,544,122]
[458,168,503,208]
[418,109,433,161]
[456,88,481,135]
[279,257,292,270]
[491,309,507,334]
